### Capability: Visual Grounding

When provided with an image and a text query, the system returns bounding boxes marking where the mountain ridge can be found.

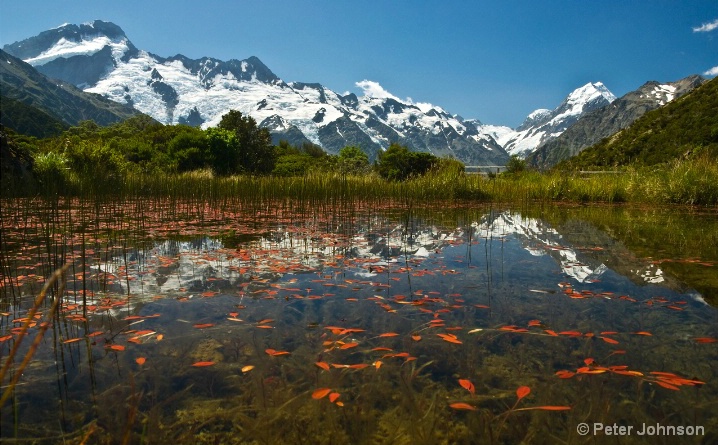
[3,21,511,164]
[552,75,718,169]
[527,75,705,168]
[0,48,140,128]
[4,20,702,167]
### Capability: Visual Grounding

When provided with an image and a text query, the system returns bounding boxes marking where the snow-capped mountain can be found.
[2,21,508,165]
[482,82,617,158]
[527,75,704,168]
[0,48,138,128]
[4,21,140,90]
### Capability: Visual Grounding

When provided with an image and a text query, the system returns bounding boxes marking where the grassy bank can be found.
[3,154,717,206]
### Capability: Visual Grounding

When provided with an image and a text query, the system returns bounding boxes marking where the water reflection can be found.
[1,201,716,444]
[87,210,688,296]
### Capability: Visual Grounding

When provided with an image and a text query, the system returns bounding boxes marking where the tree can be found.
[375,143,411,180]
[375,143,438,181]
[218,110,276,174]
[337,146,370,174]
[206,127,240,175]
[301,142,328,159]
[505,154,526,174]
[272,153,314,176]
[167,129,209,172]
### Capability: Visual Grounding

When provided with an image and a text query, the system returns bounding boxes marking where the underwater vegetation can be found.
[0,197,716,444]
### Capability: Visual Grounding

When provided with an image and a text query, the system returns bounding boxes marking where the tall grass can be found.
[646,155,718,205]
[3,154,716,206]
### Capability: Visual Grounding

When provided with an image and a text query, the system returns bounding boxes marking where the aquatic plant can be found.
[0,197,716,444]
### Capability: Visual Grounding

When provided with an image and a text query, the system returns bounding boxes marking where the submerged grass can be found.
[1,193,716,444]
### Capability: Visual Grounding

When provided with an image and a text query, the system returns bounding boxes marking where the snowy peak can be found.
[3,20,137,88]
[554,82,616,121]
[5,20,136,66]
[516,109,551,131]
[500,82,616,157]
[565,82,616,104]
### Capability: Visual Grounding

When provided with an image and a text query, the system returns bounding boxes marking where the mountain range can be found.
[485,82,617,159]
[0,20,706,166]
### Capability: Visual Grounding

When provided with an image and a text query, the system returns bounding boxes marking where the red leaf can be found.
[516,386,531,400]
[312,388,332,399]
[315,361,330,371]
[449,402,476,411]
[458,379,475,395]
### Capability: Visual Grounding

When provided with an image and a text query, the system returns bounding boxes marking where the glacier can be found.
[3,20,625,164]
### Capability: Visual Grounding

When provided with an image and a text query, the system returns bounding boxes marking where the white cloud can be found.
[353,80,451,118]
[414,102,435,113]
[693,19,718,32]
[703,66,718,77]
[355,80,440,111]
[355,80,399,100]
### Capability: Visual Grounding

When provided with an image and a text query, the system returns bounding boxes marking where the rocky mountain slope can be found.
[527,75,705,168]
[0,49,139,127]
[554,75,718,169]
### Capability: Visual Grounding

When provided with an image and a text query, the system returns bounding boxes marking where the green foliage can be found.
[0,126,36,193]
[33,151,70,190]
[218,110,276,174]
[300,142,328,159]
[206,127,240,175]
[0,96,68,138]
[337,145,370,174]
[272,153,316,176]
[6,100,715,205]
[167,127,209,172]
[505,154,526,174]
[65,120,102,139]
[272,140,332,176]
[63,139,130,181]
[433,157,465,176]
[375,143,438,181]
[111,114,163,136]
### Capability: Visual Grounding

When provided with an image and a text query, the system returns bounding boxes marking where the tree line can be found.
[2,110,465,186]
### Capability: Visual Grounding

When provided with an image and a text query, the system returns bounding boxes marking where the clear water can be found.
[1,199,716,444]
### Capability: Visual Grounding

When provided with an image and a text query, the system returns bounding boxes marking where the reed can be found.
[4,153,715,207]
[0,264,70,407]
[0,188,715,444]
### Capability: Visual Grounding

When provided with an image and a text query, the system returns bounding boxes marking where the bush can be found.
[375,143,438,181]
[33,152,70,190]
[505,154,526,174]
[337,146,370,174]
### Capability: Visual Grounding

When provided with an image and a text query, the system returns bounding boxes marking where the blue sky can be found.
[1,0,717,127]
